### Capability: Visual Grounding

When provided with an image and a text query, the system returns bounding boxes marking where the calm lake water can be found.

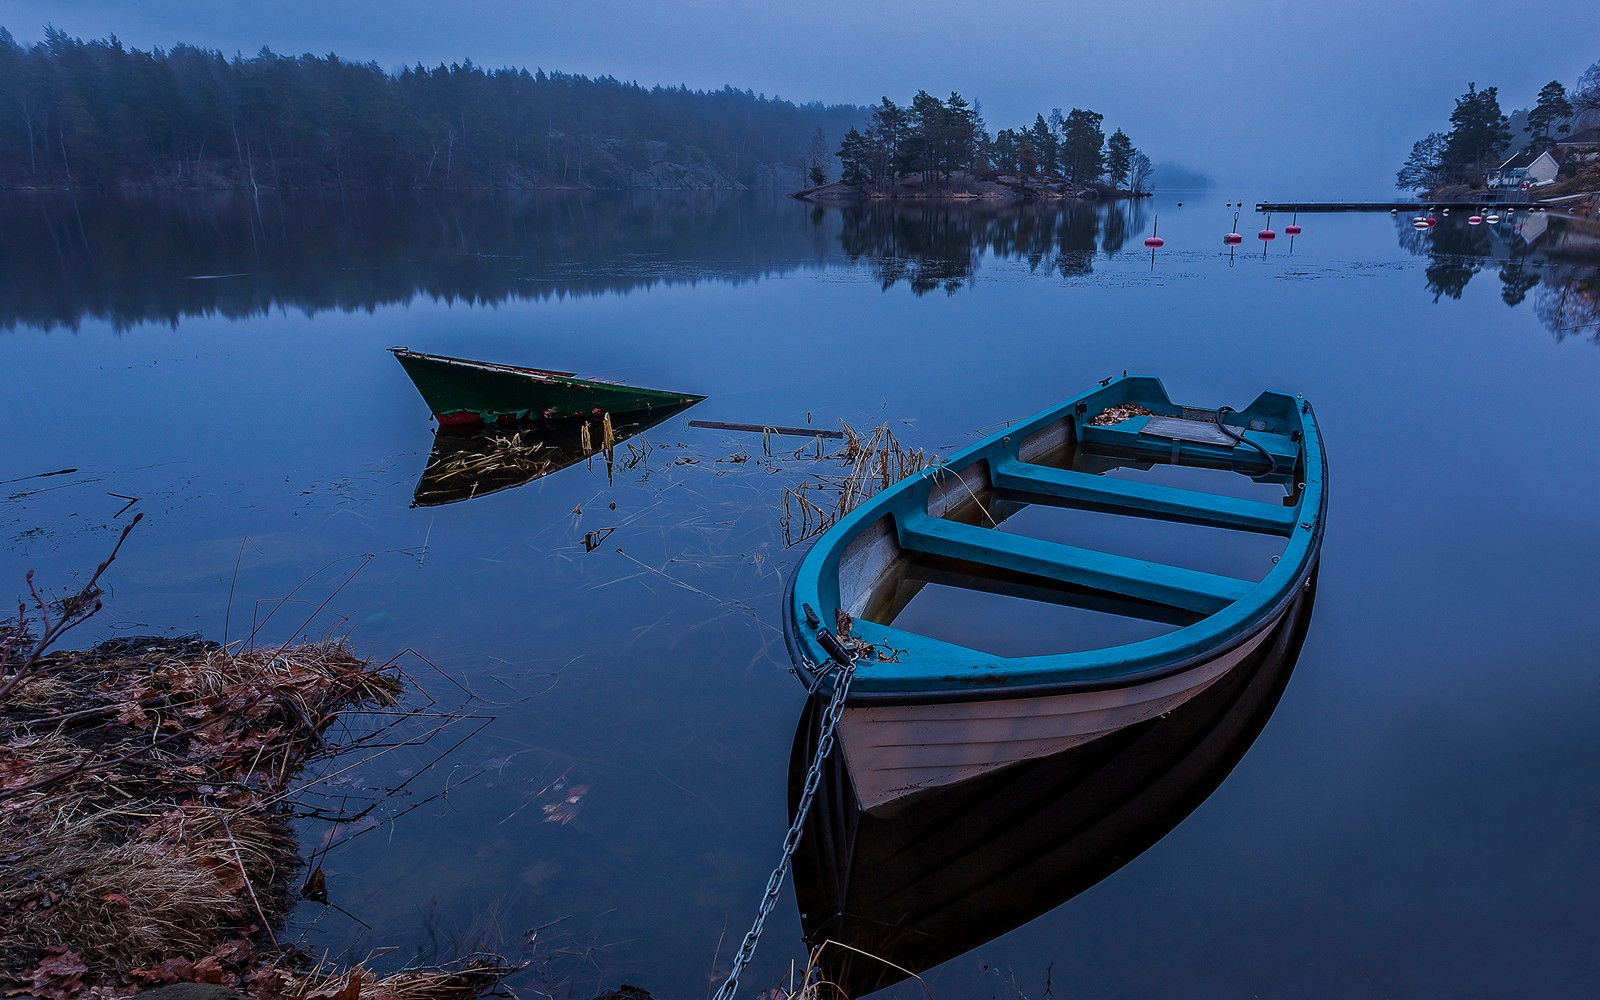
[5,190,1600,998]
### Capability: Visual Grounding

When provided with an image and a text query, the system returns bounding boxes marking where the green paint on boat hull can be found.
[390,347,704,424]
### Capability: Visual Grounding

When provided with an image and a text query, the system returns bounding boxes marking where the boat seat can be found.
[1079,419,1299,469]
[990,456,1297,536]
[896,510,1253,615]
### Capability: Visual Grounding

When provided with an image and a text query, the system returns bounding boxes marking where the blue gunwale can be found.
[784,375,1326,705]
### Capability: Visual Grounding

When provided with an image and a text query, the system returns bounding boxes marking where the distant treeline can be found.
[0,27,867,191]
[834,93,1153,192]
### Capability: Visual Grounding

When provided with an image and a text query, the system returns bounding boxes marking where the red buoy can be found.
[1468,215,1483,225]
[1425,217,1437,227]
[1224,233,1243,245]
[1144,215,1164,248]
[1285,224,1302,235]
[1258,229,1276,240]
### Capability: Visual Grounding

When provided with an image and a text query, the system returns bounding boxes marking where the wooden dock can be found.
[1255,201,1551,213]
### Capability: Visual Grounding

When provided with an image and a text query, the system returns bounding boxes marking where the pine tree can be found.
[1441,83,1511,185]
[944,92,979,178]
[1525,81,1572,150]
[991,128,1020,173]
[907,90,944,181]
[837,127,868,189]
[869,97,908,181]
[1028,114,1057,175]
[1060,108,1106,184]
[1105,129,1133,190]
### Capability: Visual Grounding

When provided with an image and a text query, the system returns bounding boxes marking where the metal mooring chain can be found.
[711,654,856,1000]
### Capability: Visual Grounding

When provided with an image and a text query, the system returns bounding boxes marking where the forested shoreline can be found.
[1396,59,1600,192]
[0,28,1179,198]
[0,27,866,191]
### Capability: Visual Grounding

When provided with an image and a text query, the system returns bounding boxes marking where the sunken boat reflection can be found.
[410,402,695,506]
[788,569,1317,998]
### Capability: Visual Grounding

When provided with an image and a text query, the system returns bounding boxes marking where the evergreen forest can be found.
[0,27,867,191]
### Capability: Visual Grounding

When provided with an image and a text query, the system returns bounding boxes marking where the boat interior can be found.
[838,378,1311,658]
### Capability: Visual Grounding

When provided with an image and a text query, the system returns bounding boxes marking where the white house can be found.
[1489,148,1560,188]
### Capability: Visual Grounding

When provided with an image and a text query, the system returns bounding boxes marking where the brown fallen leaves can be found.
[1087,403,1155,426]
[7,945,87,1000]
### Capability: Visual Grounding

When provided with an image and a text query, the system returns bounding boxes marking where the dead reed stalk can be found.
[779,421,931,547]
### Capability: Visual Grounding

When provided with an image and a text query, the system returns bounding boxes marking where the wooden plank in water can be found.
[689,419,844,439]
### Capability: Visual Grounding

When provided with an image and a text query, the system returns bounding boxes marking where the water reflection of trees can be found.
[0,191,841,331]
[1396,214,1600,343]
[833,199,1148,295]
[0,192,1163,329]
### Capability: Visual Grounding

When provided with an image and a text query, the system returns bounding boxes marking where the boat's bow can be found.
[390,346,704,426]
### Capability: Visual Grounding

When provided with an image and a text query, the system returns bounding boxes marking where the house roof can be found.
[1555,125,1600,147]
[1497,149,1549,170]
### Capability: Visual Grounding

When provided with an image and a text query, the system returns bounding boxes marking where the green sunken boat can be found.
[390,346,704,427]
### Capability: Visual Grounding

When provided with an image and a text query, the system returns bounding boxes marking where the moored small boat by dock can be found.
[783,374,1326,813]
[390,346,704,427]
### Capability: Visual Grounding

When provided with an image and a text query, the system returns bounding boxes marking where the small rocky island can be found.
[793,92,1155,204]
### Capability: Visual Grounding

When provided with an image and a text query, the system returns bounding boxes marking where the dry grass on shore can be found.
[1,636,399,981]
[1,521,513,1000]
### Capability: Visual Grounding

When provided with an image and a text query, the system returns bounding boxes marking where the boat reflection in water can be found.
[788,571,1318,998]
[410,402,697,507]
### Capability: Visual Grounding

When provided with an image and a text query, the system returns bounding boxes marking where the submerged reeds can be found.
[779,421,931,546]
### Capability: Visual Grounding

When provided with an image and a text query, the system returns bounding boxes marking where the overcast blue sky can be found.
[4,1,1597,195]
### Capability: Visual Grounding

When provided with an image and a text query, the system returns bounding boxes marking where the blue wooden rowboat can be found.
[788,563,1316,995]
[784,374,1326,813]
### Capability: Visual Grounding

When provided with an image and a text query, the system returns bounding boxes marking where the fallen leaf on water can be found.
[301,866,328,903]
[542,784,590,825]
